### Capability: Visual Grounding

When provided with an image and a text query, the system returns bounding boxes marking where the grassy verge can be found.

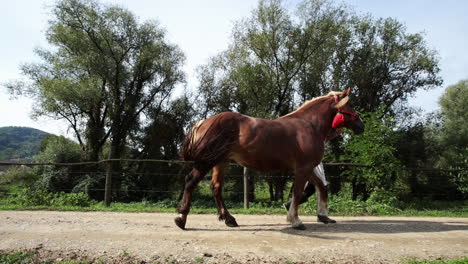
[0,185,466,217]
[0,249,173,264]
[1,250,467,264]
[0,194,466,217]
[402,258,468,264]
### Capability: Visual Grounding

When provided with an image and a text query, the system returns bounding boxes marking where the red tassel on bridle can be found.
[332,110,359,129]
[332,95,358,129]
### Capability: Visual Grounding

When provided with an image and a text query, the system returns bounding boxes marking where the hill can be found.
[0,127,49,160]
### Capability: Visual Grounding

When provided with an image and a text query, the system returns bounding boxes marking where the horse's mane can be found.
[281,91,342,118]
[301,91,341,106]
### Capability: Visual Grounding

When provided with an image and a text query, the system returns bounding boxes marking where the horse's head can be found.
[331,88,365,135]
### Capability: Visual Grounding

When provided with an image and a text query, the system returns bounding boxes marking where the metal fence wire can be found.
[0,159,466,205]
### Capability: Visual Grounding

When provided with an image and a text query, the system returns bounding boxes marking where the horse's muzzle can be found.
[352,122,365,135]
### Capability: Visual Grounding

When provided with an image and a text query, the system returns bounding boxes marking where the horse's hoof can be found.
[317,215,336,224]
[292,223,306,230]
[174,217,186,230]
[225,216,239,227]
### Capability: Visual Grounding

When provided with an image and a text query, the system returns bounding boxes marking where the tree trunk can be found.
[104,144,117,206]
[104,136,125,206]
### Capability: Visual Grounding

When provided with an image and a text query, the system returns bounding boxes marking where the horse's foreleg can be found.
[211,163,238,227]
[175,167,209,230]
[287,171,308,230]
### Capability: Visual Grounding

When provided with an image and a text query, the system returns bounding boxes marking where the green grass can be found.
[0,197,466,217]
[0,251,36,264]
[2,251,467,264]
[0,183,466,217]
[403,257,468,264]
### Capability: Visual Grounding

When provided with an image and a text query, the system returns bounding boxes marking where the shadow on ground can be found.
[185,218,468,237]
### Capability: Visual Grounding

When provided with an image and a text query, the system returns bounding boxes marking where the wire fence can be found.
[0,159,466,205]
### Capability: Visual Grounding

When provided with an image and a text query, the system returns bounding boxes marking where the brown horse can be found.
[175,88,364,230]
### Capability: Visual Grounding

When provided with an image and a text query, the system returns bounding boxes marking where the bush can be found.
[51,192,92,207]
[9,188,93,207]
[33,135,86,192]
[13,188,54,206]
[338,108,402,200]
[0,166,37,186]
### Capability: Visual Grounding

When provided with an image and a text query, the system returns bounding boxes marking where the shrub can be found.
[9,188,93,207]
[0,166,37,186]
[13,188,54,206]
[51,192,92,207]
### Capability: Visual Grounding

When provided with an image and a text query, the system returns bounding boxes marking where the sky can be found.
[0,0,467,137]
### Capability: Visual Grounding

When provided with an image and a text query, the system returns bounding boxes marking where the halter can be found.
[332,95,359,129]
[338,109,358,121]
[332,109,359,129]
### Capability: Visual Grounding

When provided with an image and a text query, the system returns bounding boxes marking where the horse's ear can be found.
[334,96,349,108]
[343,87,351,96]
[334,88,350,108]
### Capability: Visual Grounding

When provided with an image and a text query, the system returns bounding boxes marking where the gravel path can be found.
[0,211,467,263]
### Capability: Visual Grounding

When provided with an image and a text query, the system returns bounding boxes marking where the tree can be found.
[436,80,468,194]
[339,109,401,200]
[6,0,185,204]
[195,0,442,201]
[196,0,347,201]
[438,80,468,152]
[119,94,196,201]
[7,0,185,162]
[345,17,442,114]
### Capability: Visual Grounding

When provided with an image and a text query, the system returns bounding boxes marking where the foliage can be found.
[6,188,93,207]
[0,0,459,206]
[392,80,468,200]
[1,185,466,217]
[435,80,468,194]
[195,0,441,201]
[343,16,442,113]
[33,135,87,192]
[197,0,441,118]
[197,0,349,118]
[5,0,185,163]
[438,80,468,150]
[0,127,48,160]
[338,109,402,199]
[0,166,37,186]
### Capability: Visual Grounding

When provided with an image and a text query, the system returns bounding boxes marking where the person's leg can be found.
[283,181,316,211]
[313,163,336,224]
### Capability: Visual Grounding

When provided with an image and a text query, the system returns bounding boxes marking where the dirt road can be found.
[0,211,467,263]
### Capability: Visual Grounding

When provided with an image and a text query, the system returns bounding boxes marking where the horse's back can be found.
[231,115,322,171]
[183,111,324,171]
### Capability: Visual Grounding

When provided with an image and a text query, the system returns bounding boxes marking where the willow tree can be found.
[436,80,468,195]
[195,0,442,201]
[7,0,185,204]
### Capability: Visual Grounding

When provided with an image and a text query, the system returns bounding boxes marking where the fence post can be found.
[104,145,117,207]
[243,167,249,209]
[104,159,113,207]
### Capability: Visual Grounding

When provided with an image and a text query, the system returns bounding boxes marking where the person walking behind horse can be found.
[283,128,343,224]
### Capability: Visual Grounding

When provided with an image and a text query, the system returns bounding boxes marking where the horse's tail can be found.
[180,115,237,169]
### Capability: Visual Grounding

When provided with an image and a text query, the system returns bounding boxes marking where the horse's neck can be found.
[281,99,336,138]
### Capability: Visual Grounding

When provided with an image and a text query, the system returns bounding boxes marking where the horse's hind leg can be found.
[211,162,238,227]
[175,166,210,230]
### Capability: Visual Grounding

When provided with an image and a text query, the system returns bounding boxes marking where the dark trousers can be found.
[284,183,316,208]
